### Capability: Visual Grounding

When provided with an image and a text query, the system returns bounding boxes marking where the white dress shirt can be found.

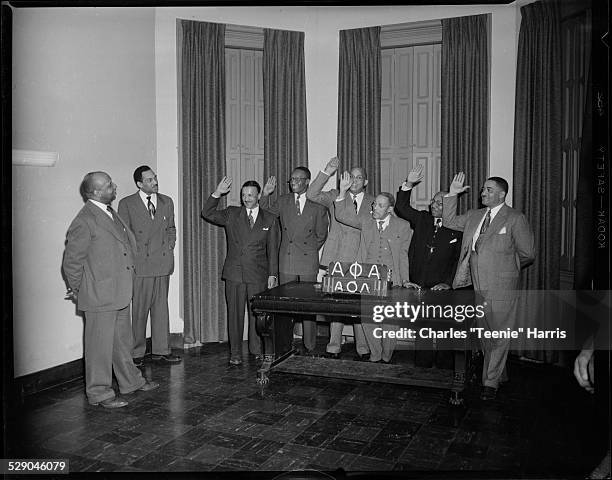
[139,190,157,210]
[246,205,260,223]
[89,199,113,219]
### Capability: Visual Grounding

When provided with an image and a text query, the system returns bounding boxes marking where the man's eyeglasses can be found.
[289,177,308,183]
[351,175,365,181]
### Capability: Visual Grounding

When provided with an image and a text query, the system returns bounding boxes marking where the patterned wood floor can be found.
[6,341,605,478]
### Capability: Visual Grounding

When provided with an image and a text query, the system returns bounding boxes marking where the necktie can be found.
[377,220,384,233]
[352,194,358,213]
[248,209,254,229]
[147,196,156,219]
[296,194,301,216]
[475,210,491,252]
[434,218,442,234]
[107,206,122,229]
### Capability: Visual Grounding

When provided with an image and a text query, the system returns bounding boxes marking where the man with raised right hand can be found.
[306,157,376,360]
[202,177,280,365]
[442,172,535,400]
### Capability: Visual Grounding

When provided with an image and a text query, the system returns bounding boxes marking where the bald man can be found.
[63,171,159,408]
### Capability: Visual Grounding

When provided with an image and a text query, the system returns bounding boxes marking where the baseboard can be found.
[16,358,84,398]
[16,334,185,398]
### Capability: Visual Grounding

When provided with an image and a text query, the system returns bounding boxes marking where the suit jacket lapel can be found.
[485,204,509,239]
[86,202,129,245]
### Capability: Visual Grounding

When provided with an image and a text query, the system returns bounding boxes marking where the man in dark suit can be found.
[307,157,376,360]
[394,164,462,368]
[118,166,180,367]
[443,172,535,400]
[202,177,279,365]
[335,172,413,363]
[63,171,159,408]
[260,167,329,354]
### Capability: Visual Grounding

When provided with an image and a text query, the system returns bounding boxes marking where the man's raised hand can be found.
[339,171,352,193]
[324,156,340,176]
[263,176,276,196]
[402,164,424,190]
[449,172,470,196]
[214,176,232,196]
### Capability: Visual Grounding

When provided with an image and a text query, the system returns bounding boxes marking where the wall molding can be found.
[225,24,264,49]
[381,19,442,48]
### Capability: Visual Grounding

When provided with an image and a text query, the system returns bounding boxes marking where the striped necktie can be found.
[248,209,254,229]
[147,196,156,219]
[475,210,491,252]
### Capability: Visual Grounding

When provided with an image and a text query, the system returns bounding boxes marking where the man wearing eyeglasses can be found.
[394,164,462,369]
[261,167,328,355]
[335,172,413,364]
[306,157,376,360]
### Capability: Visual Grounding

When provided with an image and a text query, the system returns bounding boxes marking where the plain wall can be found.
[12,7,157,376]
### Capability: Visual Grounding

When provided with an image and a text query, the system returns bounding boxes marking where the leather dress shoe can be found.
[152,353,182,364]
[229,357,242,365]
[325,352,341,359]
[133,357,144,367]
[353,353,370,362]
[295,345,315,356]
[480,386,498,401]
[138,381,160,392]
[382,358,393,365]
[89,397,128,409]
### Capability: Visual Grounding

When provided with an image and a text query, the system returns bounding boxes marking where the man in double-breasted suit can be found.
[202,177,279,365]
[306,157,376,359]
[394,164,462,368]
[442,172,535,400]
[335,172,413,363]
[260,167,328,354]
[118,166,179,367]
[63,172,158,408]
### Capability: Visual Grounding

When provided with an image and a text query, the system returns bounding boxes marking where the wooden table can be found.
[251,281,477,404]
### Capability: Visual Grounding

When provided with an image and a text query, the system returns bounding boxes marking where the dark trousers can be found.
[225,279,266,357]
[279,272,317,351]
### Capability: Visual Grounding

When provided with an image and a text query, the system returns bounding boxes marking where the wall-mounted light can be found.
[12,149,58,167]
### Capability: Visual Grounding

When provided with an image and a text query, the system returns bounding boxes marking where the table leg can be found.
[256,313,274,385]
[449,350,466,405]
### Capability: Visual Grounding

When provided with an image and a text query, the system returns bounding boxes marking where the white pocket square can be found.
[499,226,507,234]
[449,238,457,244]
[262,227,269,231]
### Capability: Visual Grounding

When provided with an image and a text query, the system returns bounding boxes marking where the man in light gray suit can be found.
[442,172,535,400]
[335,172,413,363]
[118,166,180,367]
[306,157,376,360]
[63,172,159,408]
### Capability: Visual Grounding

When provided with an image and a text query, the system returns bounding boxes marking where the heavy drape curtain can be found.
[338,27,381,194]
[263,29,308,197]
[511,2,562,363]
[440,15,489,214]
[178,20,227,345]
[513,1,562,291]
